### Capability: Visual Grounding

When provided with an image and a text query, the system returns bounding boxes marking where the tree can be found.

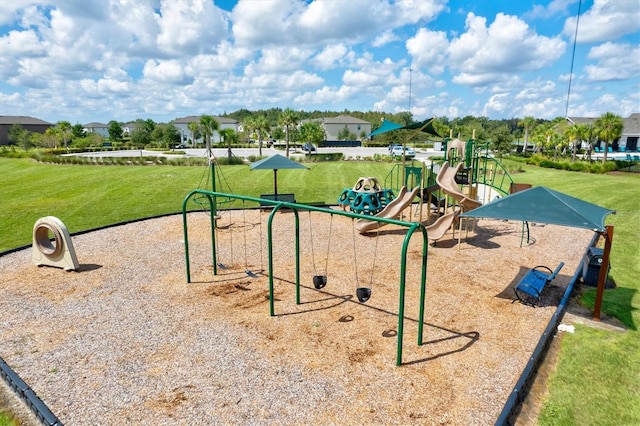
[565,123,590,161]
[299,121,325,150]
[131,119,155,148]
[187,121,201,146]
[271,126,285,141]
[531,122,554,154]
[518,116,536,155]
[8,124,31,151]
[71,123,86,139]
[219,128,238,162]
[594,112,624,163]
[107,121,123,143]
[337,126,356,141]
[56,121,71,149]
[200,115,220,156]
[253,116,271,157]
[150,123,180,148]
[489,126,513,158]
[279,108,299,158]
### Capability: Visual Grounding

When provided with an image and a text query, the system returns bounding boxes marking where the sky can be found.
[0,0,638,125]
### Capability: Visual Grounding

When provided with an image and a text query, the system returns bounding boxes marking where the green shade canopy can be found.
[250,154,308,195]
[460,186,615,232]
[368,117,441,138]
[401,118,441,137]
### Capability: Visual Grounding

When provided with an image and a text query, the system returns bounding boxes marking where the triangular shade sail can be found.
[402,118,441,137]
[368,117,441,138]
[369,119,404,136]
[460,186,614,232]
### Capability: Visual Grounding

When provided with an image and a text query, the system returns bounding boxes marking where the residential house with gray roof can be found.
[0,116,52,145]
[172,116,239,146]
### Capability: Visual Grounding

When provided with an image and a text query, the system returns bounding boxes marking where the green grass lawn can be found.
[1,157,638,424]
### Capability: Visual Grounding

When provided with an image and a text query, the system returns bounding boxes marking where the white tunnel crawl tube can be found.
[32,216,79,271]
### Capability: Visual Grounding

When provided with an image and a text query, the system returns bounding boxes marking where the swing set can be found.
[182,190,430,366]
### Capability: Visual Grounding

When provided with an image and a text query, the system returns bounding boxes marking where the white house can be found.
[321,115,371,141]
[172,116,239,145]
[83,122,110,137]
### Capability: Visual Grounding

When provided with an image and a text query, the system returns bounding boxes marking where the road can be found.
[66,146,443,163]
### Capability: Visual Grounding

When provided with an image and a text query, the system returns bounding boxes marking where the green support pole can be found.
[396,223,428,366]
[182,191,215,283]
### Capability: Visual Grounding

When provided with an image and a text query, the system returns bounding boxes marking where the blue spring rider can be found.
[337,177,395,215]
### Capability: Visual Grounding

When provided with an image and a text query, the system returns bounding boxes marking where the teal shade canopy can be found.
[250,154,308,195]
[460,186,614,232]
[250,153,309,171]
[369,119,403,136]
[368,117,441,138]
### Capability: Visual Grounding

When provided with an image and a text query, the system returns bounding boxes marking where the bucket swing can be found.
[309,212,333,289]
[351,218,380,303]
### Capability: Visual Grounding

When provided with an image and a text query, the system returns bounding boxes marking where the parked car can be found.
[302,143,316,152]
[390,145,416,159]
[175,143,189,149]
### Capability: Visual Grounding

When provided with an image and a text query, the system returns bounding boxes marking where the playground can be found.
[0,207,595,424]
[1,127,618,423]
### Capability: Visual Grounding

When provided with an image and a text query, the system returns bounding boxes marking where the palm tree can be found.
[56,121,71,149]
[279,108,299,158]
[253,116,271,157]
[565,123,589,161]
[200,115,219,157]
[518,116,536,154]
[187,121,200,147]
[219,128,236,162]
[594,112,624,163]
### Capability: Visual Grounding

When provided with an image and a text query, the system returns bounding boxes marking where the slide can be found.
[356,186,421,233]
[425,209,459,243]
[435,162,482,211]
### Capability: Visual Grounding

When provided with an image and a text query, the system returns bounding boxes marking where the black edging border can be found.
[0,356,62,426]
[495,232,600,425]
[1,214,600,425]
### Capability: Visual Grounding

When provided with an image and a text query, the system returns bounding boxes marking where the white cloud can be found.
[406,28,448,74]
[142,59,191,84]
[449,13,566,80]
[0,29,44,56]
[563,0,640,43]
[156,0,228,56]
[584,42,640,81]
[372,30,399,48]
[231,0,446,49]
[526,0,575,19]
[310,44,349,70]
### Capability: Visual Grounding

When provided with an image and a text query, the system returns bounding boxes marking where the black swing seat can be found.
[514,262,564,306]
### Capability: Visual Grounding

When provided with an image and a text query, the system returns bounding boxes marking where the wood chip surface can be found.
[0,210,594,425]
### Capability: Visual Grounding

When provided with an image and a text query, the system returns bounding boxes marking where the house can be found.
[172,116,240,145]
[568,113,640,151]
[321,115,371,142]
[83,122,110,138]
[0,116,52,146]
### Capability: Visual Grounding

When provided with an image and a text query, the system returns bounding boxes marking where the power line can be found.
[565,0,582,119]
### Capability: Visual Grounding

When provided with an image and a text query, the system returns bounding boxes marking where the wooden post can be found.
[593,225,614,321]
